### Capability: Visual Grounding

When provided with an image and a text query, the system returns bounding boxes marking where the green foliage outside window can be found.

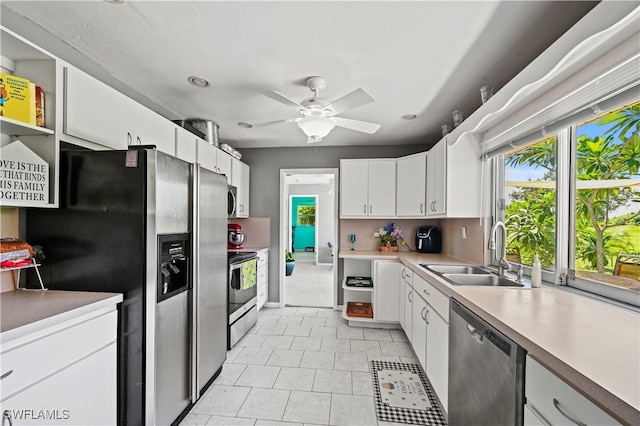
[297,205,316,226]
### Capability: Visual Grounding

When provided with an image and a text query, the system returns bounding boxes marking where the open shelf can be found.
[341,277,374,292]
[341,304,377,323]
[1,116,54,136]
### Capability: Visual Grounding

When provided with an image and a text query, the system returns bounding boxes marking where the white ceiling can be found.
[2,1,597,150]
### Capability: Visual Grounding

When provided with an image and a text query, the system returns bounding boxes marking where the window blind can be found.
[482,52,640,159]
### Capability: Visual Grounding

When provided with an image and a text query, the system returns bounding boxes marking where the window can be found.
[297,205,316,226]
[495,101,640,307]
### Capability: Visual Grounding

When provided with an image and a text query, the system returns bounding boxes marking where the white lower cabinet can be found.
[1,309,118,425]
[426,306,449,411]
[257,249,269,310]
[525,355,620,426]
[403,281,413,342]
[411,292,427,369]
[373,260,400,322]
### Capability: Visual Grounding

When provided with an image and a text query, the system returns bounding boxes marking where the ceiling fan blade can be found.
[324,88,375,116]
[249,117,300,128]
[261,90,306,112]
[333,117,381,134]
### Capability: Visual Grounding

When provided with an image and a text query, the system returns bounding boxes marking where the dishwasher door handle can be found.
[466,324,484,343]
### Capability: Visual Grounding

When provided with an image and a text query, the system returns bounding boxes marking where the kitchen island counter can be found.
[340,249,640,425]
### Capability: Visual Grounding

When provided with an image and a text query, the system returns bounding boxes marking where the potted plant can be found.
[285,250,296,276]
[374,223,407,251]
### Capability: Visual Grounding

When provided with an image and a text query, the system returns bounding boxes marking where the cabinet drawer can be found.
[412,274,449,322]
[257,284,267,310]
[1,310,117,400]
[400,266,413,285]
[525,356,620,426]
[257,252,268,267]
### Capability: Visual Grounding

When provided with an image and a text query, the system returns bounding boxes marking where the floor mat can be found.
[371,360,447,425]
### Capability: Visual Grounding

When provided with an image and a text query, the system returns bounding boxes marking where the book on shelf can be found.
[35,85,45,128]
[345,276,373,287]
[0,73,38,126]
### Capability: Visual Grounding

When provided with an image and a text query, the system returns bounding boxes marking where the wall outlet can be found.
[461,226,467,240]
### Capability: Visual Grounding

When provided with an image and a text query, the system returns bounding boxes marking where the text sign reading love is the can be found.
[0,140,49,205]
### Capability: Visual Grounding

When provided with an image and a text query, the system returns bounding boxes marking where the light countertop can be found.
[1,290,123,344]
[339,249,640,425]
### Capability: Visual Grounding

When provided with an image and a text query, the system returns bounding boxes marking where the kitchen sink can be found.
[442,273,527,287]
[421,264,491,275]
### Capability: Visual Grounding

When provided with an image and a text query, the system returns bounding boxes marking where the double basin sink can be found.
[420,264,530,288]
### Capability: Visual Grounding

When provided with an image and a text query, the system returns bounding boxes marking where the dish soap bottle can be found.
[531,255,542,288]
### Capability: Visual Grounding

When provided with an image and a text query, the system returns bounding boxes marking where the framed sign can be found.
[0,140,49,205]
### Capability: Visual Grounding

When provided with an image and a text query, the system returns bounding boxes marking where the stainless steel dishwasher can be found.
[448,299,525,426]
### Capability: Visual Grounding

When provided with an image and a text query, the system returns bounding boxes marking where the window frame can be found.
[493,119,640,308]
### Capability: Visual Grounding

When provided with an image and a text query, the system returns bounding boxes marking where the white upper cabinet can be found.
[195,138,233,183]
[63,65,175,156]
[340,159,396,218]
[426,140,446,216]
[175,126,197,164]
[396,153,427,217]
[231,157,250,218]
[216,149,232,179]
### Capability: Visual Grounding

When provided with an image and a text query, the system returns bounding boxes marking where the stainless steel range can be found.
[228,251,258,348]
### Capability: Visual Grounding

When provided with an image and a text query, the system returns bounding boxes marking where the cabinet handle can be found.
[553,398,587,426]
[422,289,430,297]
[408,291,413,302]
[127,132,133,146]
[136,136,142,145]
[426,307,430,325]
[420,203,423,213]
[364,204,367,214]
[369,204,372,214]
[0,370,13,380]
[421,306,426,321]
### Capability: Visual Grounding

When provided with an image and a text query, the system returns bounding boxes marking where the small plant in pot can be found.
[285,250,296,276]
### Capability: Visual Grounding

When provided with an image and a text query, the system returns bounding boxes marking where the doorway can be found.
[280,169,338,309]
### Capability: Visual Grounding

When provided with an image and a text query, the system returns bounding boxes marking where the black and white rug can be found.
[371,360,447,426]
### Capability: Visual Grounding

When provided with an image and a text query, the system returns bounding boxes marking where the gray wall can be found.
[241,144,425,304]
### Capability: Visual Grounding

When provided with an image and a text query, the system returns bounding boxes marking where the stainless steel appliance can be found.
[228,251,258,348]
[26,148,228,425]
[415,226,442,253]
[448,299,525,425]
[228,185,238,218]
[193,167,228,398]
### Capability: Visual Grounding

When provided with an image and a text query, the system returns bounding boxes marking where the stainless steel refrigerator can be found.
[26,148,228,426]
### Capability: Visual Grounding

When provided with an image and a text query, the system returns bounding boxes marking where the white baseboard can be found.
[263,302,280,308]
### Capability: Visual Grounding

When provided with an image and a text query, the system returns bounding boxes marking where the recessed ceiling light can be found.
[401,114,417,120]
[103,0,125,4]
[237,122,253,128]
[187,76,209,88]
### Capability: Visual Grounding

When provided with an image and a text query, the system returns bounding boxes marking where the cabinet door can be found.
[368,160,396,217]
[426,308,449,410]
[396,154,427,216]
[403,282,413,343]
[373,260,400,322]
[196,138,217,172]
[340,160,369,216]
[239,161,250,217]
[64,66,132,150]
[2,343,117,425]
[175,127,197,164]
[134,105,175,156]
[411,293,427,370]
[216,149,232,181]
[398,268,406,329]
[427,140,446,215]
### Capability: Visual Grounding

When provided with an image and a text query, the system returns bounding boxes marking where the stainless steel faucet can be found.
[488,220,511,276]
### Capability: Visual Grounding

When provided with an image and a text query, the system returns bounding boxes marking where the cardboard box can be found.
[0,73,35,125]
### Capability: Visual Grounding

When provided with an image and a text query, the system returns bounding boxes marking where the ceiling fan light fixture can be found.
[297,116,336,139]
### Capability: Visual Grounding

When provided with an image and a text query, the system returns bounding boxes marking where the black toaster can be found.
[415,226,442,253]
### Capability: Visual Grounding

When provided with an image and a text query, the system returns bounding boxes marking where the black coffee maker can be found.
[415,226,442,253]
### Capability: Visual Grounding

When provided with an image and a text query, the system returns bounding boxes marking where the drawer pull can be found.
[0,370,13,380]
[553,398,587,426]
[422,289,430,296]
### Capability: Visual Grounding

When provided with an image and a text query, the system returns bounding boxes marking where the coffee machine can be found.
[228,223,246,250]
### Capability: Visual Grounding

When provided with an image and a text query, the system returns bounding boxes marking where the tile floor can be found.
[180,307,421,426]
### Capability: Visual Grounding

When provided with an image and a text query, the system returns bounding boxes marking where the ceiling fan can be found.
[243,76,381,143]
